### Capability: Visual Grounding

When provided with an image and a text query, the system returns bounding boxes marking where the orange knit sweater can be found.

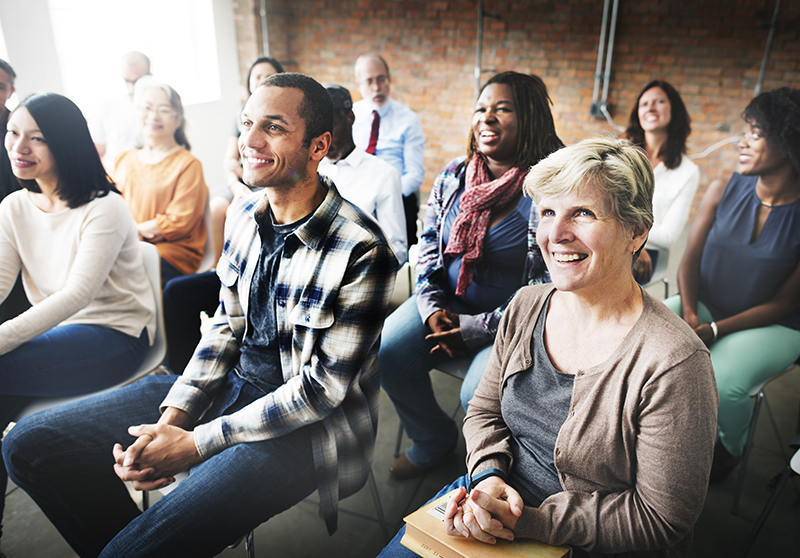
[114,148,208,275]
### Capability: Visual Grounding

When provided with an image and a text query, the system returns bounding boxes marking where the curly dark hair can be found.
[743,87,800,176]
[467,71,563,171]
[13,93,116,208]
[625,80,691,170]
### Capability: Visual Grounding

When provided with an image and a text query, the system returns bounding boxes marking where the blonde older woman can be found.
[113,77,208,288]
[378,138,718,558]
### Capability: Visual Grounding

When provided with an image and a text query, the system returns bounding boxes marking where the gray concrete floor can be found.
[3,229,799,557]
[3,368,799,558]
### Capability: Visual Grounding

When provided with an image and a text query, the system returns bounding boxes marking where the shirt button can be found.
[278,300,285,307]
[523,358,532,367]
[305,316,310,322]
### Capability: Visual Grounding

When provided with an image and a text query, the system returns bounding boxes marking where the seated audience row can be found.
[3,73,399,557]
[0,50,796,556]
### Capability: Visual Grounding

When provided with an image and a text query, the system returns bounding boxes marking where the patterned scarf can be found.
[444,156,525,296]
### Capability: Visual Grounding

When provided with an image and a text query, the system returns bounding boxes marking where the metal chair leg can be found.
[732,391,765,514]
[394,424,404,458]
[142,490,150,511]
[742,464,793,557]
[762,397,800,500]
[244,529,255,558]
[368,469,391,542]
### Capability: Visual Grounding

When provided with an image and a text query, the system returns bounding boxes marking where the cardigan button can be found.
[523,358,532,367]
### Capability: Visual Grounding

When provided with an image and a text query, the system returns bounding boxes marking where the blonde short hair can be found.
[523,137,654,233]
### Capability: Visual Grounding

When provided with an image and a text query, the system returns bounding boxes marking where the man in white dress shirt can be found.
[319,84,407,265]
[89,51,151,169]
[352,54,424,247]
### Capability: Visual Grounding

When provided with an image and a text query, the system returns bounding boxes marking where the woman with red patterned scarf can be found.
[381,71,563,479]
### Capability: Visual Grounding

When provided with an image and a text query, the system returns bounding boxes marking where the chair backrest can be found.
[15,241,167,420]
[196,195,216,273]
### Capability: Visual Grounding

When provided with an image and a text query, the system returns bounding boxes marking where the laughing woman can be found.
[379,72,561,479]
[625,80,699,283]
[665,87,800,482]
[0,93,156,541]
[378,138,717,558]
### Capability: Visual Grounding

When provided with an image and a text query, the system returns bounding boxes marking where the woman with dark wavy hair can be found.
[665,87,800,482]
[0,92,156,540]
[380,72,561,479]
[626,80,699,282]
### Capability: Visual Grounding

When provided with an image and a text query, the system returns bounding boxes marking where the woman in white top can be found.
[625,80,699,283]
[0,93,156,539]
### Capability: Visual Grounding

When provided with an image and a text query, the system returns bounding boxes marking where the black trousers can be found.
[163,271,221,373]
[403,193,419,247]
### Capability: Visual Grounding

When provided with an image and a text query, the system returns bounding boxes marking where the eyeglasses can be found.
[139,104,177,117]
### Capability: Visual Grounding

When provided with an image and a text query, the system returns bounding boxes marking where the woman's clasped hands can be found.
[443,477,523,544]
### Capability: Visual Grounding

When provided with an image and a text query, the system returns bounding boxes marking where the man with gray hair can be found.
[353,53,424,246]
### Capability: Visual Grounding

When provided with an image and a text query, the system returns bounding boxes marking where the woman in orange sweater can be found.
[113,77,208,288]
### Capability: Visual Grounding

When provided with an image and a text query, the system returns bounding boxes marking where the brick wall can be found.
[233,0,800,210]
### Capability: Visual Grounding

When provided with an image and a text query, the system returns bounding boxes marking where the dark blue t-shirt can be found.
[442,188,531,313]
[235,208,312,392]
[699,173,800,330]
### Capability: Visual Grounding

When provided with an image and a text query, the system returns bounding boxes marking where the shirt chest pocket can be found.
[217,262,239,290]
[288,303,334,330]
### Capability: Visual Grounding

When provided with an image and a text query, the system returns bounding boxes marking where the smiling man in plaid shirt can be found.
[3,73,398,558]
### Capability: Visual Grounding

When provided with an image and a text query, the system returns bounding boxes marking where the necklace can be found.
[760,200,773,208]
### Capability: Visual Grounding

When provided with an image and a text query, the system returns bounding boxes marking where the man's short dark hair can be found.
[260,73,333,148]
[0,59,16,88]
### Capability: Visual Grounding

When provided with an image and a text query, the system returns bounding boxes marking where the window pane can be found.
[47,0,220,111]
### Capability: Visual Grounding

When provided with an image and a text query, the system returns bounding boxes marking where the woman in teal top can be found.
[665,87,800,482]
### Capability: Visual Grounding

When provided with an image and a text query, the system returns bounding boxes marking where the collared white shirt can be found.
[352,97,425,198]
[319,149,408,265]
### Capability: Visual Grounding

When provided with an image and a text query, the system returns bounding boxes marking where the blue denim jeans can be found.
[0,324,147,539]
[377,475,470,558]
[3,374,317,558]
[379,296,491,468]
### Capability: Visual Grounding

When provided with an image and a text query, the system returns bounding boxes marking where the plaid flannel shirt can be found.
[160,176,398,534]
[415,157,551,348]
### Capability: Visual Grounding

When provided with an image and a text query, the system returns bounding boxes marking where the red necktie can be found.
[366,110,380,155]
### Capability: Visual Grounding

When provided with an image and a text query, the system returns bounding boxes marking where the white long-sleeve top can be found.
[646,155,700,251]
[0,190,156,355]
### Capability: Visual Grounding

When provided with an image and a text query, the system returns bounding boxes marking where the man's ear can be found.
[309,131,332,162]
[346,110,355,126]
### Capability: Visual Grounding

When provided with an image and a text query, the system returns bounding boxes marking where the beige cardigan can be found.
[465,285,718,558]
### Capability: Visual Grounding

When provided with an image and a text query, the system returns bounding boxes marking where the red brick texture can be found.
[233,0,800,211]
